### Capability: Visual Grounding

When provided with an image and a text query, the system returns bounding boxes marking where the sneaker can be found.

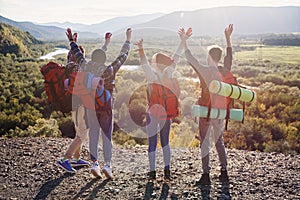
[196,173,211,186]
[91,161,101,178]
[102,165,113,179]
[164,169,171,180]
[71,158,90,167]
[147,171,156,180]
[57,159,76,173]
[219,169,229,183]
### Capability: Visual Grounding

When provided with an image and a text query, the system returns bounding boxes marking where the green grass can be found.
[234,45,300,64]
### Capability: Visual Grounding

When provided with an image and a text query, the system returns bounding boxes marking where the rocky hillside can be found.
[0,137,299,199]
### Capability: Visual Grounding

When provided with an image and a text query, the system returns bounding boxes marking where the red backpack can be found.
[197,67,240,130]
[147,77,180,120]
[219,67,238,108]
[40,61,74,113]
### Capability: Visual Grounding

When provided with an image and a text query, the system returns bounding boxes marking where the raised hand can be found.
[66,28,73,41]
[186,27,193,38]
[225,24,233,39]
[105,32,112,39]
[73,32,78,42]
[178,28,186,40]
[104,32,112,46]
[126,28,132,42]
[134,38,144,49]
[178,27,192,41]
[225,24,233,47]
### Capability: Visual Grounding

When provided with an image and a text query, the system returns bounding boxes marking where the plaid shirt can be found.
[70,41,130,92]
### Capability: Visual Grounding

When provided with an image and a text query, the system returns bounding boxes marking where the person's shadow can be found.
[197,177,231,200]
[144,181,178,200]
[76,179,110,200]
[218,179,231,200]
[159,183,169,200]
[34,173,75,200]
[144,181,154,200]
[200,185,211,200]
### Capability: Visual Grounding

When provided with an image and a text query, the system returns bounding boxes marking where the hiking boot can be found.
[164,169,171,180]
[91,161,101,178]
[147,171,156,180]
[102,165,113,179]
[196,173,211,186]
[219,169,229,183]
[71,158,90,167]
[57,159,76,173]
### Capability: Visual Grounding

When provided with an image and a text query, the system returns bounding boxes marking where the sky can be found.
[1,0,300,25]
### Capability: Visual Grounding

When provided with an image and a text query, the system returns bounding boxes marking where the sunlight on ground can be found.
[234,46,300,64]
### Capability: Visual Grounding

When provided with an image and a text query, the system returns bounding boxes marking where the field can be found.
[234,45,300,64]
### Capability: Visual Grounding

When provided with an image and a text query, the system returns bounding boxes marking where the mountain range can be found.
[1,6,299,41]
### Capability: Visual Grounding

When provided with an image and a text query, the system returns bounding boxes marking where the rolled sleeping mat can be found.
[209,80,256,103]
[192,105,244,122]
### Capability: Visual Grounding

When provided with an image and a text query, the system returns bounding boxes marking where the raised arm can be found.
[224,24,233,70]
[162,30,186,78]
[225,24,233,47]
[179,28,191,51]
[110,28,132,74]
[172,30,186,64]
[135,38,148,65]
[66,28,87,67]
[179,27,202,69]
[101,32,112,52]
[134,38,157,81]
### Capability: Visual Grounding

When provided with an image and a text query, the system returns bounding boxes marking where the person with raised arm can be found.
[135,35,182,180]
[56,32,89,174]
[179,24,234,185]
[58,28,132,179]
[85,30,131,179]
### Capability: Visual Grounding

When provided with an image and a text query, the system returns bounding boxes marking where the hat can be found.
[152,53,173,70]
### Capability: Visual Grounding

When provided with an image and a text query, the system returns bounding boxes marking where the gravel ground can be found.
[0,137,299,200]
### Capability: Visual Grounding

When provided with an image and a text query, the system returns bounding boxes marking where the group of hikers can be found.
[53,23,235,186]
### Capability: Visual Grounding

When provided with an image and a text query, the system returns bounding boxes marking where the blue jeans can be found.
[146,113,171,171]
[199,118,227,173]
[87,109,113,164]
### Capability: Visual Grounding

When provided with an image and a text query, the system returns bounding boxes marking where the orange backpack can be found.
[147,77,180,120]
[67,71,112,110]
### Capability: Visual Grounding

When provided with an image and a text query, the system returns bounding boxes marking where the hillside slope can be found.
[0,16,98,40]
[0,23,41,56]
[0,137,299,199]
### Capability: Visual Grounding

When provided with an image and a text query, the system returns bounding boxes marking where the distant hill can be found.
[0,23,42,56]
[1,6,300,40]
[42,13,164,34]
[133,6,300,36]
[0,16,98,41]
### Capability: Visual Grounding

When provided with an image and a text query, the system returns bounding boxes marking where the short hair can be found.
[91,49,106,64]
[208,47,222,63]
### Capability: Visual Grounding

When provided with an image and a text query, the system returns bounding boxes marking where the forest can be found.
[0,22,299,154]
